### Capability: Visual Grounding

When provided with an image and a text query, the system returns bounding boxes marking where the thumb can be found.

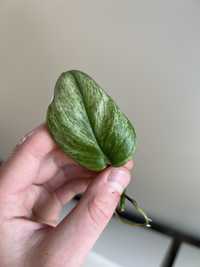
[44,167,131,267]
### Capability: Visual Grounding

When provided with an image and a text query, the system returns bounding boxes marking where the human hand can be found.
[0,125,133,267]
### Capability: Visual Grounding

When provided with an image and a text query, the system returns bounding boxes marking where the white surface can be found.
[61,201,171,267]
[94,216,170,267]
[84,252,121,267]
[174,244,200,267]
[0,0,200,236]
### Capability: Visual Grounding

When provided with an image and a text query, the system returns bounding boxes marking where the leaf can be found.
[46,70,136,171]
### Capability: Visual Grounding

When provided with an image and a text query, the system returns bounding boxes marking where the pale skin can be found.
[0,124,133,267]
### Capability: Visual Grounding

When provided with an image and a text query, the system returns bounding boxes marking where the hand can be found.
[0,125,133,267]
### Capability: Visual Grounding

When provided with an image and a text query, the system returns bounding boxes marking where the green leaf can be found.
[46,70,136,171]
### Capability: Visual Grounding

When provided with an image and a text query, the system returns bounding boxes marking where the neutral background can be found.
[0,0,200,238]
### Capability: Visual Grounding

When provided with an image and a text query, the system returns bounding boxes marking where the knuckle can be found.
[87,196,113,228]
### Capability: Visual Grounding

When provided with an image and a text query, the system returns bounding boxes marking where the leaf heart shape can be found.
[46,70,136,171]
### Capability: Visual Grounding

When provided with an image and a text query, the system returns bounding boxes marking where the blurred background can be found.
[0,1,200,266]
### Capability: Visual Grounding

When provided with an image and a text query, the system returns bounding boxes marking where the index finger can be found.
[0,124,56,194]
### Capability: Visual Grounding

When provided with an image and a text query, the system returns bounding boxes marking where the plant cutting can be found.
[47,70,151,227]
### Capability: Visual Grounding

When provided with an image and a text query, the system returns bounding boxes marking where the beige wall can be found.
[0,0,200,237]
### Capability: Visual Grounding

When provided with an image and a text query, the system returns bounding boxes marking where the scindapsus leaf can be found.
[46,70,136,171]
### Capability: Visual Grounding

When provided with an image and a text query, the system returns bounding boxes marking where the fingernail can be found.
[18,129,35,145]
[107,168,131,194]
[18,124,43,145]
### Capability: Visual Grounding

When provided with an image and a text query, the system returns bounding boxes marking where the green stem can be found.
[119,190,126,212]
[117,193,152,228]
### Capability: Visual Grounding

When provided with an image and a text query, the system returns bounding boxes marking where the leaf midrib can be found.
[71,71,110,166]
